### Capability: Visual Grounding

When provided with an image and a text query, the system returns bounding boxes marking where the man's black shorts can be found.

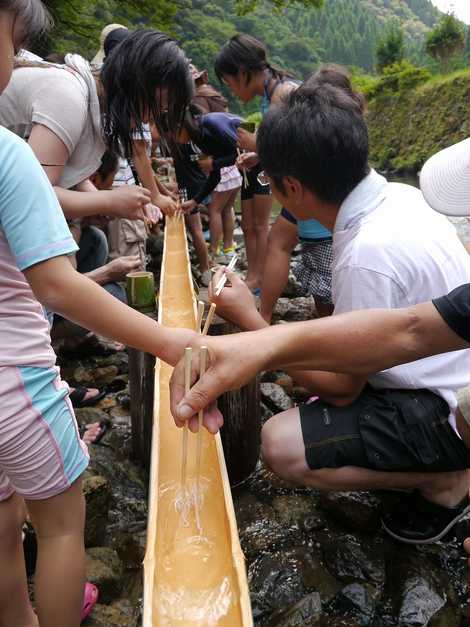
[241,163,272,201]
[300,387,470,472]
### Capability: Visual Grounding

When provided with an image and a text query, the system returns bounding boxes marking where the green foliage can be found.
[370,60,431,97]
[367,67,470,173]
[425,13,465,73]
[376,21,405,72]
[244,111,263,126]
[236,0,323,12]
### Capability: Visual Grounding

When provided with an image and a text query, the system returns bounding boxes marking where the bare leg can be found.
[262,408,470,507]
[220,188,239,251]
[26,477,86,627]
[209,191,232,256]
[0,493,38,627]
[251,193,272,289]
[187,213,210,273]
[241,197,257,285]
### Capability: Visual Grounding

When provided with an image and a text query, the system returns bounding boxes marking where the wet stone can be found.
[325,582,377,626]
[109,405,131,425]
[86,601,137,627]
[75,407,110,426]
[92,365,119,387]
[260,382,294,414]
[322,533,385,589]
[86,547,124,603]
[269,592,322,627]
[82,473,112,548]
[318,491,382,533]
[249,550,311,620]
[272,494,325,532]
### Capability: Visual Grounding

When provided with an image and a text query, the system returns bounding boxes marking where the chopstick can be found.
[237,148,249,188]
[214,255,238,297]
[181,347,192,490]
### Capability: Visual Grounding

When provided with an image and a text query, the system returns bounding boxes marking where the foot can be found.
[81,422,103,445]
[382,489,470,544]
[464,537,470,566]
[200,270,212,287]
[69,387,106,408]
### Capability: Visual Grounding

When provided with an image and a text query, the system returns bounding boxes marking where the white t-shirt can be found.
[0,62,105,189]
[332,169,470,430]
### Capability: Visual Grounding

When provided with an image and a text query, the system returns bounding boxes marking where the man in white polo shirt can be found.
[203,79,470,544]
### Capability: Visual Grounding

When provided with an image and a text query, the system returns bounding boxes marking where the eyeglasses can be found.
[257,171,270,187]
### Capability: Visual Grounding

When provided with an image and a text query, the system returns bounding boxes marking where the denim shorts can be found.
[0,366,89,501]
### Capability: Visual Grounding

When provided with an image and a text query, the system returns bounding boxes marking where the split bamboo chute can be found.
[143,215,252,626]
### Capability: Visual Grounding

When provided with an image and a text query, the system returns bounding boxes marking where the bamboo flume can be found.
[143,215,252,626]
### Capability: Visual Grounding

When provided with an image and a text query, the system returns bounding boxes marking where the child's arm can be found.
[24,255,196,366]
[132,139,177,215]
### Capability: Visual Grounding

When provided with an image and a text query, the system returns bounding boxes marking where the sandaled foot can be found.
[382,490,470,544]
[79,420,111,445]
[81,582,99,622]
[69,387,106,408]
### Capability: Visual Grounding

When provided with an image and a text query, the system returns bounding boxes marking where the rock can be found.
[325,583,377,626]
[269,592,322,627]
[95,396,117,410]
[282,272,305,299]
[85,602,137,627]
[261,382,294,414]
[249,550,310,619]
[387,548,460,627]
[93,365,119,387]
[73,365,95,386]
[272,494,326,532]
[83,473,112,547]
[75,407,110,427]
[109,406,131,426]
[318,491,381,532]
[322,533,385,589]
[240,514,288,558]
[105,374,129,393]
[273,297,316,322]
[97,352,129,373]
[111,524,147,570]
[274,374,294,395]
[86,547,124,602]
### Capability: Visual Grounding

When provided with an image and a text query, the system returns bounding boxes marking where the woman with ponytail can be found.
[215,33,300,292]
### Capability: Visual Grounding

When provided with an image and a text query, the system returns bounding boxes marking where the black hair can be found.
[44,52,65,64]
[303,64,367,114]
[1,0,52,47]
[181,102,204,144]
[103,27,129,59]
[257,83,369,205]
[215,33,293,86]
[96,150,119,180]
[101,29,193,159]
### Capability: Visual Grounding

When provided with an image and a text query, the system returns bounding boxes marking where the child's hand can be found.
[236,151,259,171]
[182,199,197,214]
[237,128,257,152]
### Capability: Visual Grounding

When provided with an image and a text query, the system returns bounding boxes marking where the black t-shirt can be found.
[433,283,470,342]
[173,143,207,199]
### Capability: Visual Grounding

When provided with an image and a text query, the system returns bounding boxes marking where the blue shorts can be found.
[0,366,89,501]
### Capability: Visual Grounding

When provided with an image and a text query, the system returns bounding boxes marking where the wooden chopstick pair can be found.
[214,255,238,297]
[180,301,216,491]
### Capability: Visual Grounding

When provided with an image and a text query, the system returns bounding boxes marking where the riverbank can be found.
[367,68,470,176]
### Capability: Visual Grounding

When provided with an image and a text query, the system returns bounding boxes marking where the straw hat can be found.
[189,63,208,84]
[420,137,470,216]
[91,23,127,66]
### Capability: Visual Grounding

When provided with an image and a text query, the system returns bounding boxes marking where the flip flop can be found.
[69,387,106,408]
[78,419,111,445]
[81,582,99,622]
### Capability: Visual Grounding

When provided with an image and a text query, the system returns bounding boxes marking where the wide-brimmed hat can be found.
[91,23,127,66]
[420,138,470,216]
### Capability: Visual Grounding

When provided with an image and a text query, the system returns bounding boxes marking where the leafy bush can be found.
[369,60,431,98]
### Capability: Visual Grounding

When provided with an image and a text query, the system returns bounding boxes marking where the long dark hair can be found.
[215,33,293,85]
[101,29,193,158]
[1,0,52,46]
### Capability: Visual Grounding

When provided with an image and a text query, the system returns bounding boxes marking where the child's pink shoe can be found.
[81,582,99,622]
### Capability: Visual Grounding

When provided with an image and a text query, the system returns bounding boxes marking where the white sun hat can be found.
[420,137,470,217]
[91,23,127,67]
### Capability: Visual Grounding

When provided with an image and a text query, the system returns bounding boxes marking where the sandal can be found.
[81,582,99,622]
[78,419,111,445]
[69,387,106,408]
